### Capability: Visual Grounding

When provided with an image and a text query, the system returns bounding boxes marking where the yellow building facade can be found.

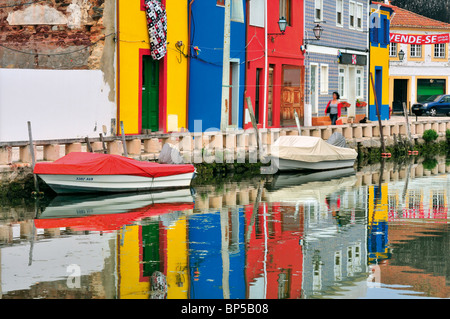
[368,3,392,121]
[117,0,188,134]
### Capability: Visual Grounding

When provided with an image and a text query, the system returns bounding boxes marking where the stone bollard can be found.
[0,146,12,165]
[107,140,123,155]
[353,126,363,139]
[343,126,353,139]
[43,144,61,161]
[19,145,34,163]
[311,129,321,138]
[65,142,82,155]
[362,125,372,138]
[90,141,104,153]
[321,128,332,140]
[126,138,142,155]
[144,138,162,153]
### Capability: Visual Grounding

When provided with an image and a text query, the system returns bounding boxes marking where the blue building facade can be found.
[304,0,369,125]
[188,0,247,132]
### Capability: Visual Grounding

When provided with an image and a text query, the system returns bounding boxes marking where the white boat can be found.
[269,135,358,172]
[34,152,196,194]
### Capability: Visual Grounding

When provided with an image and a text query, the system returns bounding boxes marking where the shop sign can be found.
[390,33,450,44]
[338,53,367,66]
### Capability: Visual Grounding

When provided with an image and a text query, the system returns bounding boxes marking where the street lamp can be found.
[278,17,288,34]
[268,17,288,41]
[312,23,324,40]
[301,23,324,51]
[398,49,405,61]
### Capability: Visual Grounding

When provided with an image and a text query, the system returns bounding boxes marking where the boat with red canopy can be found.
[33,152,196,194]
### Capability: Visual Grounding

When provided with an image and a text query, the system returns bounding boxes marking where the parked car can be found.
[412,95,450,116]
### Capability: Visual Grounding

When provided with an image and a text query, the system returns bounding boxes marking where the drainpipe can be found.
[186,0,195,131]
[263,0,268,129]
[220,0,231,131]
[115,0,121,136]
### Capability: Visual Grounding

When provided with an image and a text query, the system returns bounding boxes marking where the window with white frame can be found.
[320,64,329,94]
[338,67,346,98]
[356,3,363,30]
[349,1,355,29]
[434,43,446,59]
[336,0,343,26]
[356,68,363,98]
[389,43,397,57]
[410,44,422,58]
[315,0,323,22]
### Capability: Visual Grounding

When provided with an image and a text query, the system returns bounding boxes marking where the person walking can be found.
[325,92,343,125]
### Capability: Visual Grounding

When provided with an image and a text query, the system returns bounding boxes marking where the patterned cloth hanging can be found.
[144,0,167,60]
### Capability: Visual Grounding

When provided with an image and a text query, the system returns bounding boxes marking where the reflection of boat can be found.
[269,136,357,171]
[270,167,356,190]
[34,152,196,194]
[265,173,357,204]
[34,189,195,232]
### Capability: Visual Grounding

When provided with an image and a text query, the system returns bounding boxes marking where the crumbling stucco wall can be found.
[0,0,115,75]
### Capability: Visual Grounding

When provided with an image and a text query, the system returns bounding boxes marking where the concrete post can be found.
[126,139,142,155]
[43,144,61,161]
[0,146,12,165]
[144,138,162,153]
[65,142,82,155]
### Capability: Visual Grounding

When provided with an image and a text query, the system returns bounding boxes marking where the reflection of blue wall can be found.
[188,0,246,132]
[368,221,390,263]
[188,210,245,299]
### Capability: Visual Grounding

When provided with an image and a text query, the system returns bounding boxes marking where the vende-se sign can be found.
[390,33,450,44]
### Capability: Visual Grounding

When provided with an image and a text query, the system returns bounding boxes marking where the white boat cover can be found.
[270,136,357,163]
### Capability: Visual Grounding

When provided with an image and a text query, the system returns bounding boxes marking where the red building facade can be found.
[245,0,305,129]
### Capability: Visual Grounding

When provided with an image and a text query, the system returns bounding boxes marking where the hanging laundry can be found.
[144,0,167,60]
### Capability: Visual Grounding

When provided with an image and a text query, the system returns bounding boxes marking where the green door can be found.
[142,55,159,132]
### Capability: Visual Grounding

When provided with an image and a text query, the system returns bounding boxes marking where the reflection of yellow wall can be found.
[166,217,189,299]
[118,225,150,299]
[368,184,389,224]
[117,0,188,134]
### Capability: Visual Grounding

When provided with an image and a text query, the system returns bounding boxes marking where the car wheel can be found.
[429,108,437,117]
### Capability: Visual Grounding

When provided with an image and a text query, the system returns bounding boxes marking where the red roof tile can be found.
[372,1,450,30]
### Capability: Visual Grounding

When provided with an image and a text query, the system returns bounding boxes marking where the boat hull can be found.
[271,156,355,171]
[38,172,195,194]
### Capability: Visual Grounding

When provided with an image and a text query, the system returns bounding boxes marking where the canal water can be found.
[1,159,450,299]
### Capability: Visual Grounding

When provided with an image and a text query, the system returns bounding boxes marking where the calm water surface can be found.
[1,160,450,299]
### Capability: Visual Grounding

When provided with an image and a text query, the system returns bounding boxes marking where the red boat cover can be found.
[33,152,195,178]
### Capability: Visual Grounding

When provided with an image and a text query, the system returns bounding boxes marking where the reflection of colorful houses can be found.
[245,203,304,299]
[117,209,192,299]
[117,0,188,134]
[368,2,393,121]
[188,0,246,132]
[244,0,305,128]
[188,209,246,299]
